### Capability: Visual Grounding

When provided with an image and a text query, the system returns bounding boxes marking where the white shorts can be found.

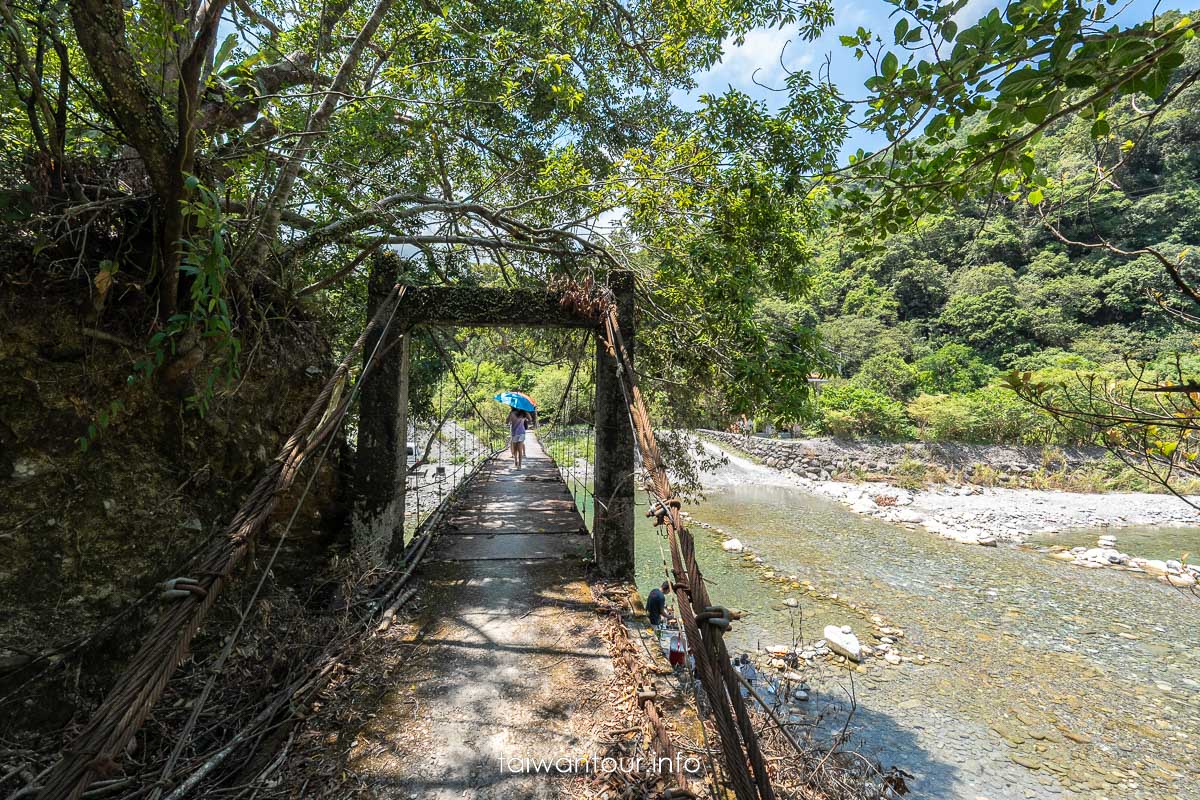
[511,433,526,443]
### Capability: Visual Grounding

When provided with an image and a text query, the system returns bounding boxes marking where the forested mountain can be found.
[759,19,1200,444]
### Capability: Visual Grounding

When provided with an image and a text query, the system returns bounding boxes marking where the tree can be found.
[948,262,1017,298]
[818,382,913,439]
[842,275,900,321]
[891,259,949,319]
[831,0,1200,494]
[915,344,995,394]
[4,0,845,424]
[939,287,1031,358]
[830,1,1199,242]
[817,314,911,374]
[852,352,919,400]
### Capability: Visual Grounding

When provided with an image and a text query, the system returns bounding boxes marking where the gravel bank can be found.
[696,435,1200,585]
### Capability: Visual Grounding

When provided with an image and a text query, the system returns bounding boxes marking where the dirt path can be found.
[328,434,615,798]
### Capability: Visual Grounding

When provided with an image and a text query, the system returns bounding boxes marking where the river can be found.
[620,449,1200,800]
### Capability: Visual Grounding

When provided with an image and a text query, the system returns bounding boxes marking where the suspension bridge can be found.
[29,264,792,800]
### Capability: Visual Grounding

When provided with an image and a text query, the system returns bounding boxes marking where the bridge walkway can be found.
[338,432,614,798]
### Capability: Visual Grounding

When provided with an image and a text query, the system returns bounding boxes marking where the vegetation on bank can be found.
[728,15,1200,449]
[702,431,1200,495]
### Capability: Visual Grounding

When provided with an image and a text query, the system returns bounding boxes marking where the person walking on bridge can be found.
[506,407,530,468]
[495,391,537,469]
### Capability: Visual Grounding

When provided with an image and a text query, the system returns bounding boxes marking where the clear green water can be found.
[572,479,1200,799]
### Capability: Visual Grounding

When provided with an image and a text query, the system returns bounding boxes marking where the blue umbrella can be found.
[494,391,536,412]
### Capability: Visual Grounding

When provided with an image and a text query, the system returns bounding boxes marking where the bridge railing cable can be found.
[537,332,599,528]
[405,335,508,543]
[35,286,412,800]
[561,279,778,800]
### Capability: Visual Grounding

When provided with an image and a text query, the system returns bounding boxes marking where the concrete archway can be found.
[353,254,636,578]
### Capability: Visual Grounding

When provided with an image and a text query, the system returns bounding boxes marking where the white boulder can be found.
[823,624,863,662]
[722,538,744,552]
[1167,572,1197,588]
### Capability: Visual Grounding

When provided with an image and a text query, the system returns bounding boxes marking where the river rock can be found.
[1137,559,1170,576]
[722,538,744,552]
[1010,753,1043,770]
[884,652,902,666]
[823,625,862,662]
[11,457,50,480]
[850,498,876,514]
[1167,572,1197,588]
[783,597,798,607]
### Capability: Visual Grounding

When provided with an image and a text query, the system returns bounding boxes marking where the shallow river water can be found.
[627,482,1200,800]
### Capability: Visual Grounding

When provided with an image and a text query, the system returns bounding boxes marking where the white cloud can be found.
[696,26,818,97]
[953,0,999,26]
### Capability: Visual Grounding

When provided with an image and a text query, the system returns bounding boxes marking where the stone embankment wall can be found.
[701,431,1107,488]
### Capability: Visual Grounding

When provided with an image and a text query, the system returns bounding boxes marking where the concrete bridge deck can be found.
[339,433,614,798]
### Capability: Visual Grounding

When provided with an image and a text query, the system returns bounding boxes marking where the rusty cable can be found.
[147,285,408,800]
[571,280,777,800]
[37,286,409,800]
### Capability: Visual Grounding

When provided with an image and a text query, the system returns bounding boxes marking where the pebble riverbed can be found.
[623,463,1200,800]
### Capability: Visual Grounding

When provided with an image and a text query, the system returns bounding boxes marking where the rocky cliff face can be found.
[0,279,344,731]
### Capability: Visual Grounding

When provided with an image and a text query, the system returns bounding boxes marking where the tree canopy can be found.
[6,0,1200,481]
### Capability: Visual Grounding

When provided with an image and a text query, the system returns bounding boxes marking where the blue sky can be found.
[678,0,1178,162]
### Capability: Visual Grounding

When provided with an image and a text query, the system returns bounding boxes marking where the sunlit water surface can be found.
[593,477,1200,799]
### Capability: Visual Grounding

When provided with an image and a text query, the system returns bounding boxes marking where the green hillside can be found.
[783,27,1200,444]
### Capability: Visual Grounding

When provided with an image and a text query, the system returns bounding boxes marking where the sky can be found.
[676,0,1179,162]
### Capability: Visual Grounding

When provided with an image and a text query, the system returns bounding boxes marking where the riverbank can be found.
[657,472,1200,799]
[698,434,1198,537]
[700,430,1187,494]
[695,433,1200,588]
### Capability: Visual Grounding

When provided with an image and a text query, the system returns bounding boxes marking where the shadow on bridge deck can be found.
[321,433,615,798]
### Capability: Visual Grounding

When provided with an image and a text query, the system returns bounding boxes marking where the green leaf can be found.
[1027,187,1044,206]
[213,34,238,72]
[881,51,898,79]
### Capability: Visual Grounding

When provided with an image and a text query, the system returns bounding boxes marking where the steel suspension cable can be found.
[567,283,775,800]
[148,287,403,800]
[38,285,411,800]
